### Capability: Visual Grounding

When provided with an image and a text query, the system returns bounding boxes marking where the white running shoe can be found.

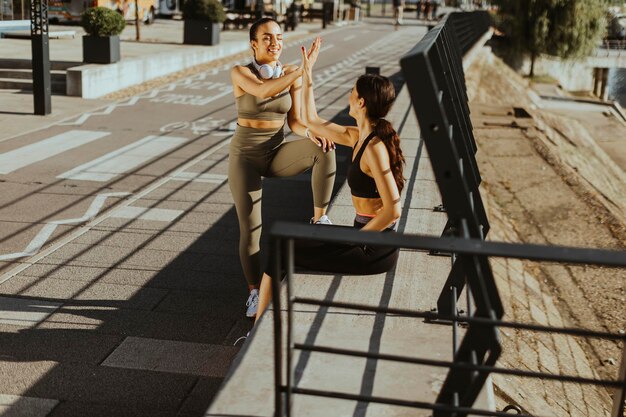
[246,289,259,318]
[310,215,333,225]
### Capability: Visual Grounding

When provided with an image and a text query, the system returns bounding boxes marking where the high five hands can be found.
[301,36,322,76]
[300,37,336,152]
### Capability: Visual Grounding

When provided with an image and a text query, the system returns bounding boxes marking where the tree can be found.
[493,0,607,77]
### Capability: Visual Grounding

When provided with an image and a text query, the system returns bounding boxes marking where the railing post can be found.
[272,237,283,417]
[30,0,51,115]
[285,238,295,417]
[611,344,626,417]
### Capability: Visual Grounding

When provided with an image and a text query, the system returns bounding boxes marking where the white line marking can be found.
[0,137,233,285]
[55,27,353,128]
[344,35,356,41]
[58,135,189,182]
[170,172,227,184]
[0,192,130,261]
[111,206,184,222]
[0,29,414,280]
[149,89,233,106]
[0,130,110,174]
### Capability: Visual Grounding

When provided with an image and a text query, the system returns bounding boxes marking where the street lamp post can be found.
[30,0,51,115]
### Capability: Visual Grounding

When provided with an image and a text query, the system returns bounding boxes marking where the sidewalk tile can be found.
[0,394,58,417]
[134,311,237,344]
[1,326,122,365]
[102,336,239,377]
[48,401,176,417]
[0,296,61,328]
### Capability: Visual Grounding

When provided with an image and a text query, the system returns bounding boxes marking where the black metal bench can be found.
[222,8,278,30]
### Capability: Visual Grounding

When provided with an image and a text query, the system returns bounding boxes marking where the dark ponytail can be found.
[356,74,406,194]
[373,118,405,194]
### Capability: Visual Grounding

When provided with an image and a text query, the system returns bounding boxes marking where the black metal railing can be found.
[400,20,503,410]
[267,10,626,417]
[447,11,492,56]
[269,225,626,416]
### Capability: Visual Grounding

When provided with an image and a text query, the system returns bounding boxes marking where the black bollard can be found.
[322,2,332,29]
[31,0,51,115]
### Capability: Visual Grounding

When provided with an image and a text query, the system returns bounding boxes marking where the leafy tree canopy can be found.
[493,0,607,74]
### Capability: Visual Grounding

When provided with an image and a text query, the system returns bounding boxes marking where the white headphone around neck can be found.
[252,59,283,79]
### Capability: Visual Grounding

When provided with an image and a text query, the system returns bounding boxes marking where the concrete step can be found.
[0,78,66,94]
[0,69,66,81]
[1,30,77,39]
[0,59,79,71]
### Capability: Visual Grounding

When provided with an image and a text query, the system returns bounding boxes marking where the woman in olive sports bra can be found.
[230,19,336,318]
[255,37,406,322]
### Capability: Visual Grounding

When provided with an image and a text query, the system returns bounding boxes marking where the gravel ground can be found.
[467,48,626,414]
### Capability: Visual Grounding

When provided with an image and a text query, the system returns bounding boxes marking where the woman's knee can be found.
[313,145,336,167]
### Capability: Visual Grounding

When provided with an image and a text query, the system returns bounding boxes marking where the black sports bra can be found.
[347,132,379,199]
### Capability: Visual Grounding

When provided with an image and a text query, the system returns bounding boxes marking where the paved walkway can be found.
[0,19,324,140]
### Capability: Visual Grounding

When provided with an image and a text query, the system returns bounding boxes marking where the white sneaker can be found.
[310,215,332,225]
[246,289,259,318]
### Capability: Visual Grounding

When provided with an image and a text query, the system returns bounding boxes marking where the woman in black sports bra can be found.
[255,37,406,321]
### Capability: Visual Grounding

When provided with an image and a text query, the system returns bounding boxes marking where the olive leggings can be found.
[228,124,336,286]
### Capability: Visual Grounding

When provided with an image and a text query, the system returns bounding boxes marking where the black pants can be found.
[267,219,399,276]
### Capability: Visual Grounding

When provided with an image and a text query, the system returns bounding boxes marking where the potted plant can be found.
[183,0,226,46]
[81,7,126,64]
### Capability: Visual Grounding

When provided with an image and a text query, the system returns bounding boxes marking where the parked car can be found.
[157,0,182,17]
[49,0,158,24]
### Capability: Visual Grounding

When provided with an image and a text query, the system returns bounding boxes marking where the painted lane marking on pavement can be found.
[344,35,356,41]
[0,130,110,175]
[170,172,227,184]
[149,88,233,106]
[0,28,416,281]
[160,117,227,136]
[57,135,189,182]
[0,192,130,262]
[0,136,233,285]
[178,80,232,91]
[111,206,183,222]
[54,31,349,127]
[310,31,408,86]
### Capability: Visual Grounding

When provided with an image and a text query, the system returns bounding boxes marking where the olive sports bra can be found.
[235,64,292,121]
[347,132,379,199]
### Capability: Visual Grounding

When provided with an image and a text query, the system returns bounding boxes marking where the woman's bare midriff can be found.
[352,196,383,217]
[237,118,285,129]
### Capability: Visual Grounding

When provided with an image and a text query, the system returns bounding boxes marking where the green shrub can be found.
[182,0,226,23]
[81,7,126,37]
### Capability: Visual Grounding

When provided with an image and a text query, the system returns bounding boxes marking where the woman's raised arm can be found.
[300,40,357,147]
[231,64,303,99]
